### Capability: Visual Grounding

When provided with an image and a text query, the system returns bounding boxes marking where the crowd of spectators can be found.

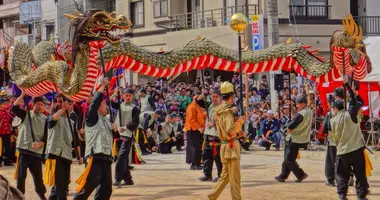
[0,72,327,166]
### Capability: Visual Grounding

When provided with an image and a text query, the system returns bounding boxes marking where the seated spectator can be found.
[155,96,168,114]
[166,86,180,113]
[258,110,281,150]
[249,87,261,106]
[179,88,191,113]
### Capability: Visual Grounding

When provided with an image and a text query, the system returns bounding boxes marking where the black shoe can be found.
[123,180,134,186]
[0,163,2,167]
[212,177,220,182]
[128,166,134,170]
[357,198,368,200]
[275,147,280,151]
[348,177,354,186]
[275,176,285,182]
[339,196,348,200]
[190,165,202,170]
[199,176,212,182]
[265,146,270,150]
[325,181,335,187]
[295,173,308,183]
[4,162,13,167]
[177,148,183,151]
[113,180,121,187]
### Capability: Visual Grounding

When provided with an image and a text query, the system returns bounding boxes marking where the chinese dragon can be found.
[7,10,372,102]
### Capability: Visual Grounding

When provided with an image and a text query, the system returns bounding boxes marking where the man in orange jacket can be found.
[185,91,206,170]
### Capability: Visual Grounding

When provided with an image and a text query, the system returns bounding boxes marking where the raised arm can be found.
[343,80,358,123]
[86,78,108,127]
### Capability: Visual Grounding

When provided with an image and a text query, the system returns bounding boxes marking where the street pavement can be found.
[1,145,380,200]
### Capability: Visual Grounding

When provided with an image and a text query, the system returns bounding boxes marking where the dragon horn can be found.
[74,9,83,17]
[342,16,348,33]
[64,13,76,20]
[286,38,293,44]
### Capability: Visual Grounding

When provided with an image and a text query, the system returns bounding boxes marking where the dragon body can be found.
[7,10,371,101]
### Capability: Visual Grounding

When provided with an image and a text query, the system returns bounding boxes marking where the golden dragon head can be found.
[64,9,131,44]
[332,14,365,54]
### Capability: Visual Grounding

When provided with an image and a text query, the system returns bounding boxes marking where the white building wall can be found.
[40,0,57,41]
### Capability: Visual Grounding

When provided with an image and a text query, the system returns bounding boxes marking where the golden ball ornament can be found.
[230,13,248,33]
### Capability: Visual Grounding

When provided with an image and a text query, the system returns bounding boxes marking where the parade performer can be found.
[322,96,337,187]
[172,114,184,151]
[139,88,155,113]
[329,77,370,200]
[208,82,245,200]
[199,89,222,182]
[157,114,176,154]
[185,92,206,170]
[12,93,47,199]
[44,98,82,200]
[275,95,311,183]
[113,88,140,187]
[136,110,163,155]
[74,78,117,200]
[0,98,13,167]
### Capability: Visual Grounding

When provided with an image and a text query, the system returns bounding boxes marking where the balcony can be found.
[0,1,21,18]
[166,4,259,31]
[356,16,380,36]
[289,5,331,19]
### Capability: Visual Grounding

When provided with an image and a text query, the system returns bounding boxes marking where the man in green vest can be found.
[12,93,47,199]
[157,114,176,154]
[172,114,184,151]
[45,98,82,199]
[74,78,118,200]
[113,88,140,187]
[275,95,311,183]
[200,90,222,182]
[139,88,155,113]
[322,97,337,187]
[329,78,369,200]
[137,109,163,154]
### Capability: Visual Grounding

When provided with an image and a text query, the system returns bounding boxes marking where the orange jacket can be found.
[184,101,206,132]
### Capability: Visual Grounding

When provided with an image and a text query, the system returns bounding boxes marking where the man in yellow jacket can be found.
[208,81,245,200]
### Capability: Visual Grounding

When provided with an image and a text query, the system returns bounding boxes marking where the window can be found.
[153,0,168,18]
[46,25,54,40]
[130,0,144,27]
[290,0,328,18]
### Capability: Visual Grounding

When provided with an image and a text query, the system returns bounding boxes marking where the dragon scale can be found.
[7,10,371,101]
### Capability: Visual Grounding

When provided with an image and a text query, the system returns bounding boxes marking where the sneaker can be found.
[113,180,121,187]
[325,181,335,187]
[212,177,220,182]
[123,180,134,186]
[199,176,212,182]
[295,173,308,183]
[275,176,285,182]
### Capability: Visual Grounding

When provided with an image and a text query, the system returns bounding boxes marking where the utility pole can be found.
[267,0,280,112]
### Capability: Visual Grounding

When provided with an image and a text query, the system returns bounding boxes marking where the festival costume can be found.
[172,121,184,151]
[322,111,337,186]
[200,103,222,182]
[113,102,139,185]
[184,101,206,169]
[157,121,175,154]
[329,83,371,200]
[208,82,244,200]
[44,114,77,200]
[74,92,114,200]
[276,98,311,182]
[0,105,13,166]
[12,105,47,199]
